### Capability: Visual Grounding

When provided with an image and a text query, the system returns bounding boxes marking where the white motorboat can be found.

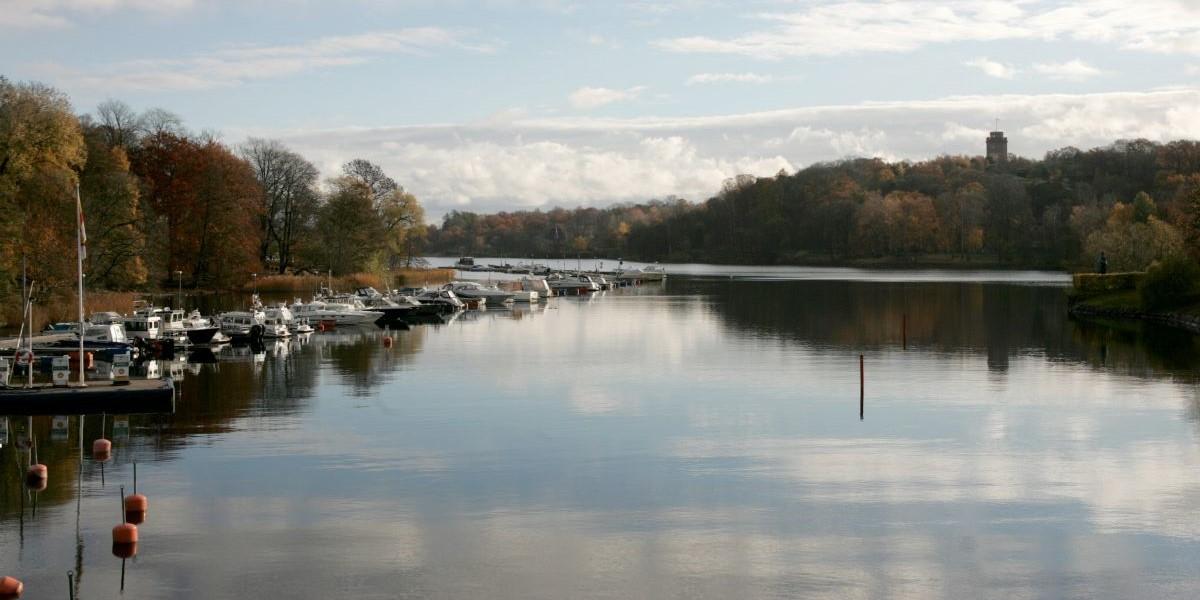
[261,306,293,338]
[520,276,553,299]
[615,265,667,282]
[123,312,163,340]
[546,273,601,293]
[510,290,539,303]
[413,288,465,313]
[291,300,383,326]
[217,310,266,342]
[443,281,515,305]
[183,310,226,344]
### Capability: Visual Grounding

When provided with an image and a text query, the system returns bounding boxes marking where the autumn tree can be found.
[0,77,86,294]
[310,177,386,275]
[241,138,320,272]
[131,132,263,287]
[79,124,147,287]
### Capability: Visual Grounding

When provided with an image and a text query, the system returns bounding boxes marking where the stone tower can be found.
[986,130,1008,164]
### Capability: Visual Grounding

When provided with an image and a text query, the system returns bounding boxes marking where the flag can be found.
[76,184,87,260]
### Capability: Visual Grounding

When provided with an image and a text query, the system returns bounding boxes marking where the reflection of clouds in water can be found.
[670,435,1200,539]
[568,385,635,416]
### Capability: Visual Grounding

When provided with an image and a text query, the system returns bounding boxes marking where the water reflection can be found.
[2,275,1200,599]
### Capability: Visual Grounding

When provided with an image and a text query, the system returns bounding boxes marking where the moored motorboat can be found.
[443,281,515,306]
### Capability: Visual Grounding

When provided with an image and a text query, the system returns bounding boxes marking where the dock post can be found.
[859,354,864,420]
[902,314,907,349]
[52,356,71,387]
[112,352,130,384]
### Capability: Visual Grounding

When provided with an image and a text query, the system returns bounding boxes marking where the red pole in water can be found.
[859,354,864,420]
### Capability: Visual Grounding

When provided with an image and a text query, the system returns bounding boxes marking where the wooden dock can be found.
[0,378,175,415]
[0,332,76,350]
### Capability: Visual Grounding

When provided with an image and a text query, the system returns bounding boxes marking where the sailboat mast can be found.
[75,184,86,387]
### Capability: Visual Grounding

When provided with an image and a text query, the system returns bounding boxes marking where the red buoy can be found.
[0,575,22,599]
[24,464,47,489]
[125,493,148,512]
[111,541,138,559]
[112,523,138,544]
[126,492,148,523]
[93,438,112,462]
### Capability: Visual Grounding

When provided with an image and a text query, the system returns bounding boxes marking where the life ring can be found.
[13,349,33,367]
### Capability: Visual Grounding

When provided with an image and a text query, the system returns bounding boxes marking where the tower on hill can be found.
[986,130,1008,164]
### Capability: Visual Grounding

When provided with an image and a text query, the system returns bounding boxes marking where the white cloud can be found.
[40,27,490,91]
[568,86,646,110]
[686,72,774,85]
[963,57,1017,79]
[247,87,1200,218]
[0,0,193,28]
[1033,59,1103,81]
[655,0,1200,59]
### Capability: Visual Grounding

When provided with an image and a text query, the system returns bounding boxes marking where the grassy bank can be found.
[1068,269,1200,333]
[249,269,455,293]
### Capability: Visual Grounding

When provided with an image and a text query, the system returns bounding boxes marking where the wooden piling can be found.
[902,314,907,349]
[859,354,864,420]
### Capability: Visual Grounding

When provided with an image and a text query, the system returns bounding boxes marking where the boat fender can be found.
[0,575,23,599]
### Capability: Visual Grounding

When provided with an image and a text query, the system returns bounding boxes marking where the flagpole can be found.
[76,183,86,388]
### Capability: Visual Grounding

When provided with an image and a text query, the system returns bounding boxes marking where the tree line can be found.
[0,76,426,305]
[427,140,1200,271]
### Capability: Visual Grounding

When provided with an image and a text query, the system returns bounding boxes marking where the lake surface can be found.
[4,270,1200,599]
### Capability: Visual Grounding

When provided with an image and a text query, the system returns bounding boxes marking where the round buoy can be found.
[0,575,23,599]
[125,492,148,517]
[25,464,47,489]
[382,336,393,348]
[113,522,138,544]
[111,541,138,559]
[93,438,112,461]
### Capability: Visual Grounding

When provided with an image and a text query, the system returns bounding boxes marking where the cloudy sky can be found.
[3,0,1199,217]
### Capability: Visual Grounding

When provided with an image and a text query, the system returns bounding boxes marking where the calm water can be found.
[4,271,1200,599]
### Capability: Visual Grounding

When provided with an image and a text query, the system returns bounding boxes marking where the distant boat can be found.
[443,281,515,305]
[216,311,266,342]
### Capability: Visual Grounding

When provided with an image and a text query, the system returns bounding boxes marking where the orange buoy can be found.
[112,523,138,544]
[0,575,22,599]
[125,493,148,513]
[93,438,112,461]
[111,541,138,559]
[382,336,393,348]
[25,464,47,489]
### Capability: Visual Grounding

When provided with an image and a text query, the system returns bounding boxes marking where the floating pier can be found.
[0,378,175,415]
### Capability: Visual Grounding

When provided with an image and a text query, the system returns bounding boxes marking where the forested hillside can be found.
[0,77,427,306]
[428,141,1200,270]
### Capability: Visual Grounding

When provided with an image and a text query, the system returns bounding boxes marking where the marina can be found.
[4,270,1200,598]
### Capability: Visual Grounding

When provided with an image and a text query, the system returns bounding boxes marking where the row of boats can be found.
[453,257,667,282]
[40,272,652,356]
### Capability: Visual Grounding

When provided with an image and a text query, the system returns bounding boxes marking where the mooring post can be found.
[859,354,864,420]
[902,314,907,350]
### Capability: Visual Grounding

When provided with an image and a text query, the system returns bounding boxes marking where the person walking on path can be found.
[1096,251,1108,274]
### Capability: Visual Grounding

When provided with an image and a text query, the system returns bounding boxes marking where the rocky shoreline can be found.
[1068,302,1200,334]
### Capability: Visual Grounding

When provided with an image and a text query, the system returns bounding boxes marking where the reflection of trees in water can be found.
[1070,318,1200,381]
[313,326,427,396]
[699,278,1198,379]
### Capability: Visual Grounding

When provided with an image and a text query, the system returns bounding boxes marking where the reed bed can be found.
[395,268,455,287]
[250,269,453,293]
[2,290,139,331]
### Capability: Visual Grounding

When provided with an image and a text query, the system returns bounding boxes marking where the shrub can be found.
[1139,257,1200,311]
